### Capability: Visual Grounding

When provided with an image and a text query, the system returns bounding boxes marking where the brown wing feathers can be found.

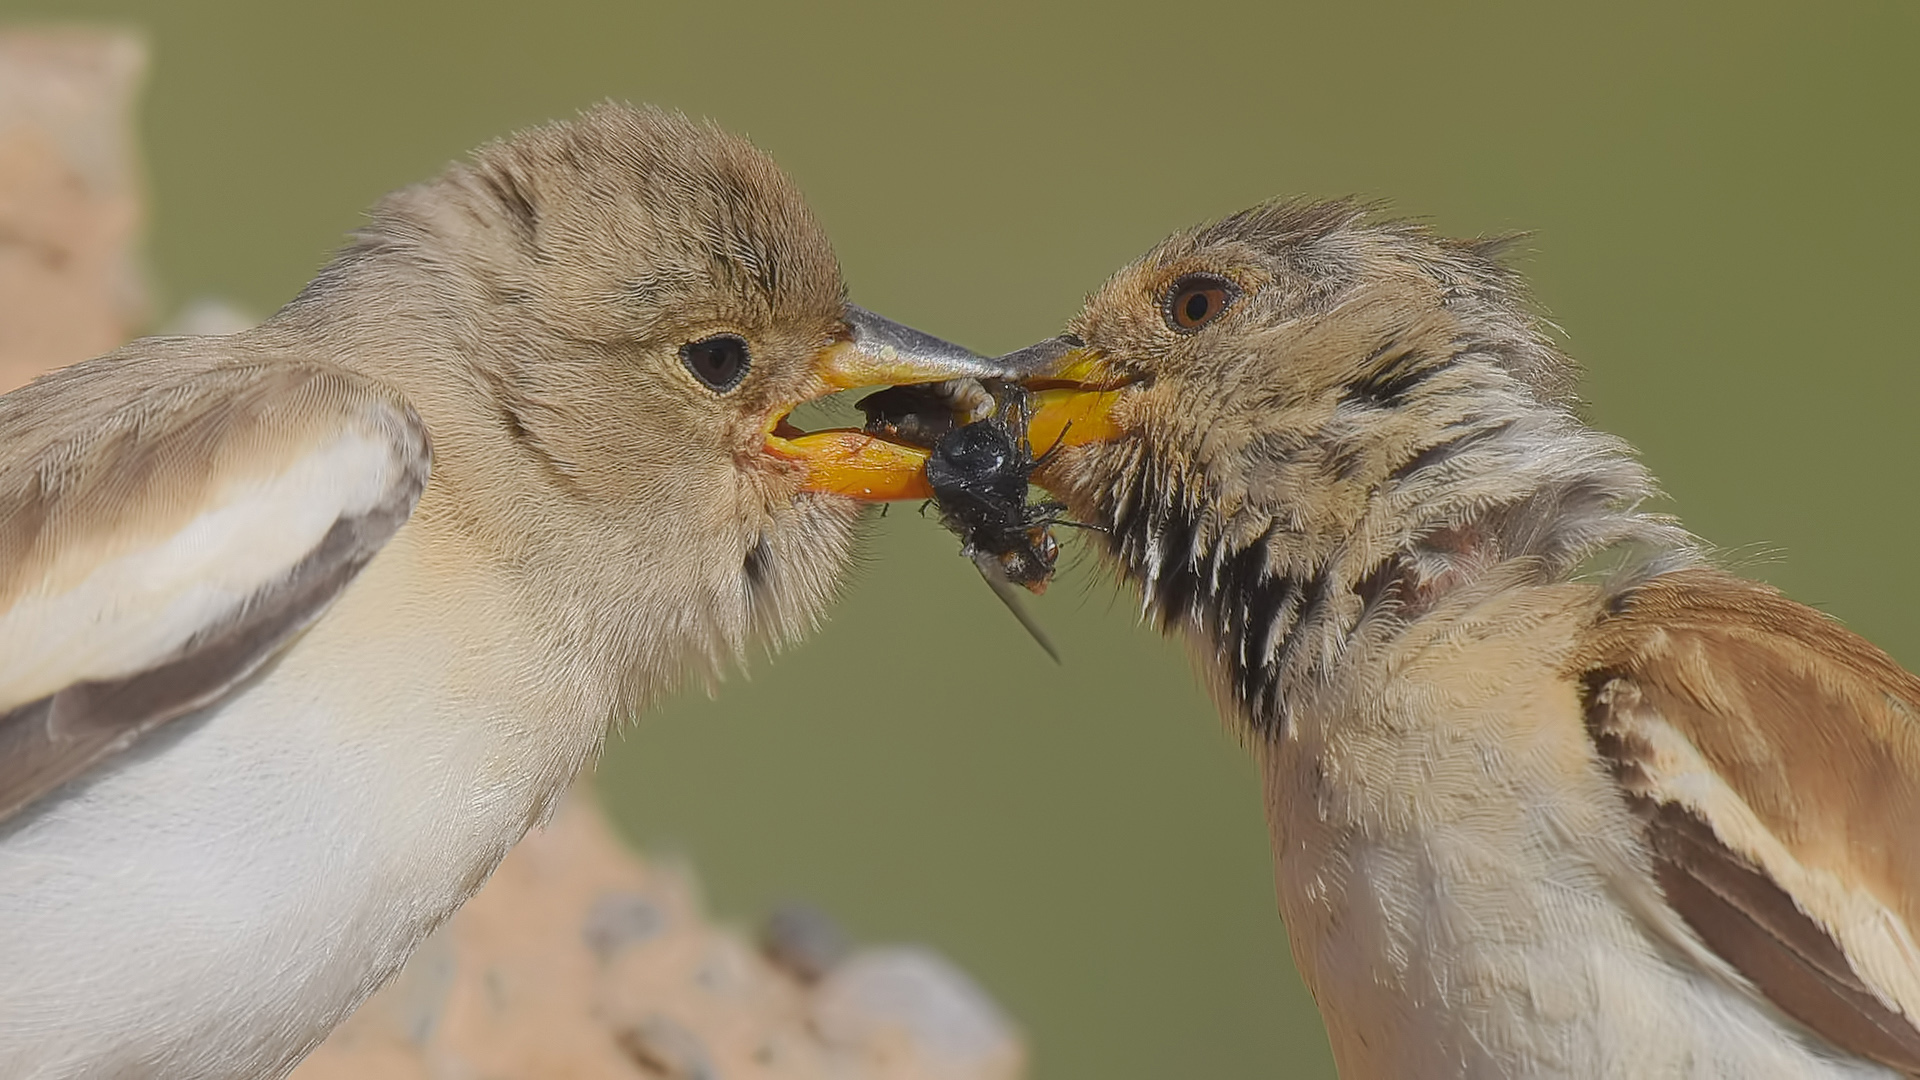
[1580,569,1920,1073]
[0,361,429,826]
[1648,799,1920,1071]
[0,491,419,825]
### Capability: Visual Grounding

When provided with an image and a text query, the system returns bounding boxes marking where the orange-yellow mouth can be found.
[762,333,964,500]
[764,340,1132,502]
[765,419,944,500]
[1022,344,1132,457]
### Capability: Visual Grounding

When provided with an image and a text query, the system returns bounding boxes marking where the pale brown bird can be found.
[0,104,1004,1079]
[963,200,1920,1076]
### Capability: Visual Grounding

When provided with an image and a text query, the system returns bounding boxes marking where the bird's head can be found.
[284,104,1007,687]
[989,200,1678,733]
[1015,199,1583,537]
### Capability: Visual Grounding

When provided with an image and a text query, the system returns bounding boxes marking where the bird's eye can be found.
[1163,274,1238,333]
[680,334,751,393]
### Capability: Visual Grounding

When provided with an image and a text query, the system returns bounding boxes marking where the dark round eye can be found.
[679,334,751,392]
[1163,274,1237,332]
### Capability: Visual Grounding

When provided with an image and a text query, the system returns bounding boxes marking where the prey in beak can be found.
[764,305,1010,500]
[774,329,1138,661]
[766,316,1134,502]
[861,378,1070,661]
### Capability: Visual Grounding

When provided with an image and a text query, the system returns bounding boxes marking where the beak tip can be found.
[992,335,1089,379]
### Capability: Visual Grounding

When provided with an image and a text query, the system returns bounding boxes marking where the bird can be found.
[972,199,1920,1076]
[0,103,1006,1080]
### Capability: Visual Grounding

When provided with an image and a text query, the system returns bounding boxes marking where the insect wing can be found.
[971,549,1061,664]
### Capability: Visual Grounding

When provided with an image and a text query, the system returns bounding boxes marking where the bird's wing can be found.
[0,356,430,823]
[1576,567,1920,1073]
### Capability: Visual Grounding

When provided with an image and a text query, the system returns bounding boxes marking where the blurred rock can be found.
[160,294,256,336]
[814,949,1024,1080]
[293,792,1026,1080]
[586,889,669,960]
[0,28,146,391]
[762,901,853,984]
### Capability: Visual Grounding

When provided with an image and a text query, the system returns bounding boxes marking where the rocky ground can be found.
[294,793,1023,1080]
[0,28,146,392]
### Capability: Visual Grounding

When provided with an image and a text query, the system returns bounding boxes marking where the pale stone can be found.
[293,793,1026,1080]
[0,29,147,391]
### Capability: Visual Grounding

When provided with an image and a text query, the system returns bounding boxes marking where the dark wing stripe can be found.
[1645,802,1920,1074]
[0,442,425,826]
[1585,668,1920,1075]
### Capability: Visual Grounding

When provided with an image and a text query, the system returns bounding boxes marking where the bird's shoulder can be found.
[0,337,431,822]
[1573,566,1920,1073]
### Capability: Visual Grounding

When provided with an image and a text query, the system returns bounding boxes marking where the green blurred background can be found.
[4,1,1915,1075]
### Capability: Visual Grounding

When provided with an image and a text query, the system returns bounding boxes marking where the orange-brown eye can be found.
[1164,274,1237,332]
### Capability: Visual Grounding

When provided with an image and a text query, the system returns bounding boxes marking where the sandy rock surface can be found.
[0,28,146,391]
[293,794,1025,1080]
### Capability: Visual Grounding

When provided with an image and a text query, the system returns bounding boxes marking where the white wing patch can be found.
[1618,696,1920,1020]
[0,356,429,824]
[0,431,412,712]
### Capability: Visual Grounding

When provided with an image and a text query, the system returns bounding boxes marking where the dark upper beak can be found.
[830,305,1011,384]
[808,305,1013,390]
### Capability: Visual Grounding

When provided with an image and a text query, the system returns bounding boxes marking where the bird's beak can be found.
[994,335,1132,458]
[766,321,1133,502]
[766,306,1012,500]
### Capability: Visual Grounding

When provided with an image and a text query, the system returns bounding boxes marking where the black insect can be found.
[923,398,1066,590]
[856,377,987,449]
[859,379,1071,661]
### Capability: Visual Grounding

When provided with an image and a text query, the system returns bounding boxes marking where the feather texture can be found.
[0,359,428,821]
[1579,569,1920,1074]
[0,104,879,1080]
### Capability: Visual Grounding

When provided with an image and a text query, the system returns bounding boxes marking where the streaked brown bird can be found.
[984,200,1920,1076]
[0,104,1003,1079]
